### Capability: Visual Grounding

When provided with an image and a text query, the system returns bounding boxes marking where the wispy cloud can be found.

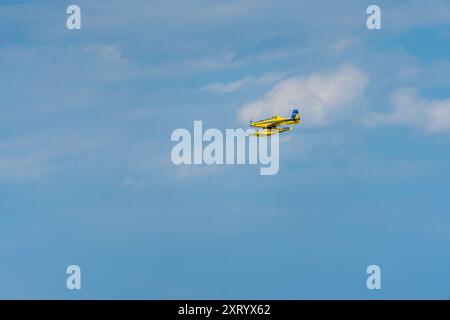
[0,155,48,182]
[385,0,450,31]
[330,37,357,53]
[202,72,286,93]
[82,44,126,63]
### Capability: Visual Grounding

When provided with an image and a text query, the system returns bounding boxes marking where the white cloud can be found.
[202,72,285,93]
[365,88,450,134]
[237,64,368,126]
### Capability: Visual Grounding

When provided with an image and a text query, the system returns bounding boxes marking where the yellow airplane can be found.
[250,109,301,136]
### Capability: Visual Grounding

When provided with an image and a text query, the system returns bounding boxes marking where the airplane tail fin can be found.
[291,109,300,120]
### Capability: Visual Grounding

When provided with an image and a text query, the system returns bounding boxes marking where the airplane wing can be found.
[250,116,292,128]
[265,119,289,128]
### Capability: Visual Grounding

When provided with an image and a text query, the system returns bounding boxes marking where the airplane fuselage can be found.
[250,116,300,128]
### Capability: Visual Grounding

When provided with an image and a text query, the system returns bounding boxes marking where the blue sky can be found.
[0,0,450,299]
